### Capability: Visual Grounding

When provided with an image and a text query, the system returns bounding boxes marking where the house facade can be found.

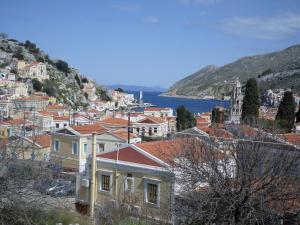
[18,61,49,81]
[132,116,169,138]
[51,124,107,172]
[75,142,176,223]
[144,107,173,118]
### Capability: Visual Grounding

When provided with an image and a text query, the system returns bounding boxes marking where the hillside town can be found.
[1,55,300,224]
[1,0,300,223]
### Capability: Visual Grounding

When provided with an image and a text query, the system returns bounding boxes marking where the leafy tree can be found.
[32,78,42,92]
[10,68,18,74]
[43,80,56,97]
[296,103,300,123]
[115,87,124,92]
[82,77,89,83]
[84,92,89,99]
[275,91,296,132]
[96,87,111,101]
[75,74,81,86]
[12,47,24,60]
[176,105,196,131]
[55,60,69,73]
[241,78,260,125]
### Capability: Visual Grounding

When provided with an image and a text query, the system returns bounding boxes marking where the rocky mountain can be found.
[0,36,110,108]
[164,44,300,98]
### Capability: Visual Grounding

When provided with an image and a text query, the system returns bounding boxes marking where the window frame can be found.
[98,171,113,194]
[72,141,78,155]
[97,143,105,153]
[124,175,135,194]
[54,139,60,151]
[83,143,88,154]
[144,178,160,207]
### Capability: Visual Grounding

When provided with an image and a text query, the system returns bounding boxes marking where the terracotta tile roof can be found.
[144,107,171,111]
[27,134,51,148]
[100,117,128,126]
[38,110,58,116]
[111,129,138,141]
[70,124,107,135]
[135,138,225,164]
[97,146,163,167]
[5,119,31,126]
[279,133,300,146]
[45,104,66,110]
[53,116,69,121]
[199,126,234,139]
[136,116,165,124]
[135,140,181,162]
[87,109,99,113]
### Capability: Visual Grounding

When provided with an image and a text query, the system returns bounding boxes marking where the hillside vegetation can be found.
[165,44,300,98]
[0,36,110,108]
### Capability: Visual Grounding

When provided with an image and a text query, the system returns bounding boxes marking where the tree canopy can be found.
[176,105,196,131]
[275,91,296,132]
[241,78,260,125]
[55,60,69,74]
[32,79,42,92]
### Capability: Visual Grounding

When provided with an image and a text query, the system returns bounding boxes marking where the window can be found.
[97,143,105,153]
[100,174,111,192]
[72,142,78,155]
[144,179,160,207]
[147,183,158,204]
[54,140,60,151]
[55,123,59,128]
[154,128,158,133]
[83,143,88,154]
[125,173,134,194]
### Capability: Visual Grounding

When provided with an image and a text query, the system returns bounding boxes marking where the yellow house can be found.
[51,124,107,172]
[2,134,51,161]
[75,139,181,223]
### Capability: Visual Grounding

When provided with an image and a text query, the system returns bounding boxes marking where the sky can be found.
[1,0,300,88]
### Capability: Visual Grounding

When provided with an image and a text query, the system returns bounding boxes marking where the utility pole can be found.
[90,132,97,218]
[127,111,131,144]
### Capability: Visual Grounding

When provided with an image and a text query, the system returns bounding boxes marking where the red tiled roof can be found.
[100,117,128,126]
[136,116,165,124]
[279,133,300,146]
[45,104,66,110]
[70,124,107,135]
[199,126,234,139]
[53,116,69,121]
[111,129,138,141]
[97,146,163,167]
[27,134,51,148]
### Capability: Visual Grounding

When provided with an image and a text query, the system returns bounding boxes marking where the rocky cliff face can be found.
[165,44,300,98]
[0,37,110,108]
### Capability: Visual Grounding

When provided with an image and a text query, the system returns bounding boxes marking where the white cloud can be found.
[112,4,141,13]
[220,13,300,40]
[143,16,160,24]
[179,0,221,5]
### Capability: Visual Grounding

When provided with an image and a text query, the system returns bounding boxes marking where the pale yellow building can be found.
[75,140,181,223]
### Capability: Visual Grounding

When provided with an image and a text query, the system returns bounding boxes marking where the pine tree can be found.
[176,105,196,131]
[275,91,296,132]
[241,78,260,125]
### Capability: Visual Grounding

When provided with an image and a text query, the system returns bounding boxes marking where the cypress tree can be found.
[295,102,300,123]
[241,78,260,125]
[176,105,196,131]
[275,91,296,132]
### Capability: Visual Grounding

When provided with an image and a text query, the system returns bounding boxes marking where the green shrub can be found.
[32,78,43,92]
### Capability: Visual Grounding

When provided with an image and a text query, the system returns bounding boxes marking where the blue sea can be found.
[129,91,229,114]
